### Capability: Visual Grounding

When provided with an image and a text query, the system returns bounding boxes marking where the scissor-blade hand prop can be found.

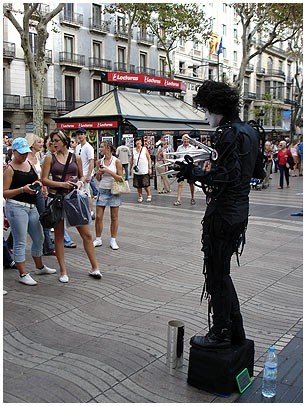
[174,155,196,182]
[183,135,218,161]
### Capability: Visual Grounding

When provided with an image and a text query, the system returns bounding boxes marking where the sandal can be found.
[65,243,77,248]
[138,196,143,203]
[173,200,181,206]
[191,199,196,205]
[147,195,152,202]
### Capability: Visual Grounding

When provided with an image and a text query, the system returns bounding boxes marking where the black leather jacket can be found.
[193,118,260,225]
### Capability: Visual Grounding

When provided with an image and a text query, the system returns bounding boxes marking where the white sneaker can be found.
[19,273,38,286]
[110,239,119,250]
[59,274,69,283]
[88,269,102,279]
[35,265,57,275]
[93,238,102,247]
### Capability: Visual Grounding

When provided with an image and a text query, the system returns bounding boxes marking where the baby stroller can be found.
[250,177,263,190]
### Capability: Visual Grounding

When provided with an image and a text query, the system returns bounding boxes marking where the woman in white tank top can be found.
[93,141,123,250]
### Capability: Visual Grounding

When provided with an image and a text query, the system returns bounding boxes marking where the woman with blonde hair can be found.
[41,129,102,282]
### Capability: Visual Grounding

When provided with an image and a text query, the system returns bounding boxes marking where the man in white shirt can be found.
[116,139,131,180]
[173,134,197,206]
[75,128,95,216]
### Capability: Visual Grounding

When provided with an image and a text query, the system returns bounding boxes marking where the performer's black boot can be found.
[190,326,231,349]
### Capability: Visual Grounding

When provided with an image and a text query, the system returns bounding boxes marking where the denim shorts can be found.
[96,188,122,207]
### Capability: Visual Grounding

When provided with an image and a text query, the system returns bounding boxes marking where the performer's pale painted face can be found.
[206,111,222,128]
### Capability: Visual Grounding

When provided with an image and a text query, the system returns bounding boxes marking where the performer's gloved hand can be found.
[174,155,195,182]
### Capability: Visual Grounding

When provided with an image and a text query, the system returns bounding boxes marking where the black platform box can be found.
[187,339,254,396]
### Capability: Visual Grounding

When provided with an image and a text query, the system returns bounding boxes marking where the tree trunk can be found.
[32,75,45,138]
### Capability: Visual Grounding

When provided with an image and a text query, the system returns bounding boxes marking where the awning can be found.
[127,120,193,131]
[188,123,210,130]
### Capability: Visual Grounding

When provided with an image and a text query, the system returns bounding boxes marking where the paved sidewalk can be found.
[3,175,303,402]
[236,328,303,403]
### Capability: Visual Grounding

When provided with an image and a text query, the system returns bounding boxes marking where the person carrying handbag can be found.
[41,130,102,283]
[93,140,123,250]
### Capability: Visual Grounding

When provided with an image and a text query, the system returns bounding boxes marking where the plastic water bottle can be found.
[262,345,278,398]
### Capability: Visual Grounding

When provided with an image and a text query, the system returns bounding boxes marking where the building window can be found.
[278,59,283,73]
[93,79,102,99]
[222,24,227,36]
[160,57,167,75]
[222,47,227,58]
[140,52,147,70]
[192,66,198,78]
[243,105,249,122]
[264,81,270,96]
[65,75,75,103]
[93,41,101,60]
[267,57,273,71]
[92,4,101,25]
[64,35,74,55]
[256,79,261,98]
[117,16,126,32]
[287,63,292,79]
[223,3,227,13]
[193,40,199,49]
[117,46,126,70]
[29,32,37,54]
[64,3,73,20]
[179,61,185,74]
[244,77,250,93]
[233,50,237,62]
[233,28,238,40]
[179,38,185,47]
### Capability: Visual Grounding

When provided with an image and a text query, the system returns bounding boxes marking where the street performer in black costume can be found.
[176,80,264,349]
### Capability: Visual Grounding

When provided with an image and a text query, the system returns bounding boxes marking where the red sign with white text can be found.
[57,121,118,130]
[101,71,186,92]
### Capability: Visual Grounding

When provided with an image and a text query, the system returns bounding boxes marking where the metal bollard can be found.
[167,320,184,369]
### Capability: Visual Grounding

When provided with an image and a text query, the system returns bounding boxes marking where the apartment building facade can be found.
[3,2,301,139]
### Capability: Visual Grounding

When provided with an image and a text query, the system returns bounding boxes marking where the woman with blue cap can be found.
[3,137,56,285]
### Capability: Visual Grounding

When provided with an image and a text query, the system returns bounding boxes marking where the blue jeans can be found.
[90,176,99,197]
[279,164,289,188]
[64,227,74,246]
[5,201,44,262]
[122,163,129,181]
[36,190,54,253]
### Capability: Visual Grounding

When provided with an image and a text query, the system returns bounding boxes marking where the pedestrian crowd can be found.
[2,128,303,292]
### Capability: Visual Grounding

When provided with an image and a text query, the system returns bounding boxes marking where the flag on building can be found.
[217,37,223,55]
[209,34,219,55]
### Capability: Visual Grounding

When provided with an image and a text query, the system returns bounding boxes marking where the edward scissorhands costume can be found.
[176,81,264,349]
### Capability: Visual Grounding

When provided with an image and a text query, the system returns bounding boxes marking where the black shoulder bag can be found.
[39,152,72,229]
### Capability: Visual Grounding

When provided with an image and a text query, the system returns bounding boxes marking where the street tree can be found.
[139,3,211,77]
[4,3,64,138]
[232,3,303,91]
[103,4,143,73]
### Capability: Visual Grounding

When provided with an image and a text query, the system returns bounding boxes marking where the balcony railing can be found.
[246,64,254,72]
[60,12,83,26]
[3,94,20,109]
[57,100,86,114]
[114,26,130,39]
[59,52,85,67]
[113,62,135,73]
[243,92,256,100]
[266,69,285,78]
[88,18,110,34]
[256,67,266,74]
[156,70,170,77]
[33,49,52,64]
[23,96,57,112]
[137,32,154,45]
[3,41,16,59]
[89,57,112,70]
[136,66,156,76]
